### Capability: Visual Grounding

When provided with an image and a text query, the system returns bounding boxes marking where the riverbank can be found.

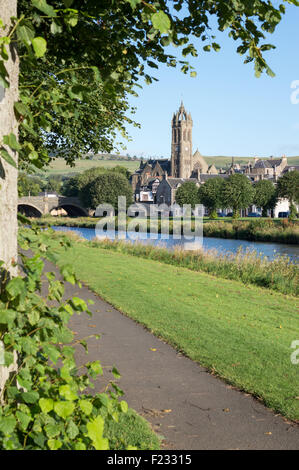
[42,231,299,423]
[42,229,298,296]
[32,216,299,245]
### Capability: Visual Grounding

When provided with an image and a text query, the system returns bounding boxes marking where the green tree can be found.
[276,171,299,219]
[80,173,133,210]
[18,172,42,197]
[14,0,299,171]
[62,166,131,198]
[223,174,255,219]
[198,177,225,219]
[253,179,276,217]
[175,181,200,209]
[61,175,80,197]
[46,175,63,194]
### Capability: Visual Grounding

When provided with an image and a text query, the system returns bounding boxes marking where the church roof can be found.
[193,149,203,158]
[199,174,228,182]
[254,160,273,169]
[167,177,198,189]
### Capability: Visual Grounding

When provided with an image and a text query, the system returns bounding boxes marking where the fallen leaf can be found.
[150,348,157,352]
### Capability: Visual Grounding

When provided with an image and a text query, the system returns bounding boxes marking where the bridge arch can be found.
[18,204,43,218]
[53,204,88,217]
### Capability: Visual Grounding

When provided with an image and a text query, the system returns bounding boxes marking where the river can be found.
[52,226,299,263]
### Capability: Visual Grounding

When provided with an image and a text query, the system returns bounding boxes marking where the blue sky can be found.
[119,4,299,159]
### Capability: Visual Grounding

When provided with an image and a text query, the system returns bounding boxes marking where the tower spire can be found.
[171,103,193,178]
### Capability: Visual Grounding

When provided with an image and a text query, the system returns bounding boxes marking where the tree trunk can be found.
[0,0,18,276]
[0,0,19,396]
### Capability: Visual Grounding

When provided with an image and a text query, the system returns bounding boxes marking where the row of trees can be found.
[63,167,133,210]
[175,172,299,219]
[18,165,132,198]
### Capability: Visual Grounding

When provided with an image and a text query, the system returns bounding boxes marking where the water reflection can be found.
[52,226,299,263]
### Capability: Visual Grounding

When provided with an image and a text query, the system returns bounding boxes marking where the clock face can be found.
[185,146,189,151]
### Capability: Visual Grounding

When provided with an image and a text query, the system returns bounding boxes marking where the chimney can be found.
[163,171,168,181]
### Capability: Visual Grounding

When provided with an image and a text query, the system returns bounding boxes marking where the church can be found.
[130,102,219,203]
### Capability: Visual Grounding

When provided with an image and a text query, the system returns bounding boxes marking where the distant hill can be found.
[203,156,299,169]
[42,155,299,176]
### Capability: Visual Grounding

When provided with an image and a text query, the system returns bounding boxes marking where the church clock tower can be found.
[171,102,193,178]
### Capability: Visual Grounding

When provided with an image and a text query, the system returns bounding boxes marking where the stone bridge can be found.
[18,195,91,217]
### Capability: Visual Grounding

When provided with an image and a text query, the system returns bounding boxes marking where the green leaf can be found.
[63,0,74,6]
[44,423,60,438]
[3,133,21,151]
[0,416,17,435]
[54,401,75,419]
[48,439,62,450]
[50,21,63,35]
[31,0,56,17]
[79,399,93,416]
[87,360,103,378]
[43,344,61,364]
[66,420,79,439]
[0,309,16,326]
[120,400,128,413]
[0,59,9,88]
[0,148,17,168]
[32,37,47,58]
[64,12,78,27]
[70,296,87,312]
[112,366,121,379]
[126,0,141,9]
[17,24,35,46]
[59,384,78,401]
[6,277,26,300]
[86,416,109,450]
[75,441,86,450]
[14,101,31,119]
[22,391,39,404]
[16,411,31,431]
[151,11,171,34]
[4,352,14,367]
[39,398,54,414]
[60,265,76,284]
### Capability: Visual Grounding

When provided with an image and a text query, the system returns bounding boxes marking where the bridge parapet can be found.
[18,195,89,216]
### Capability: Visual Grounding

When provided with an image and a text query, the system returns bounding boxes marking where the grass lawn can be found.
[55,242,299,422]
[105,409,160,450]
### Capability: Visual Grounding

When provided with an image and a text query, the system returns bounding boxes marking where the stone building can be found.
[244,155,288,181]
[155,174,199,206]
[131,102,219,201]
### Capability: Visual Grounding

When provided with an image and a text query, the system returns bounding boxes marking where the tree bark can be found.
[0,0,18,276]
[0,0,19,395]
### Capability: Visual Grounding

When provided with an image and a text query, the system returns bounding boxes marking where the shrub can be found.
[0,226,132,450]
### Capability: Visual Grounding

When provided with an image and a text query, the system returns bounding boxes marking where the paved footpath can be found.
[55,265,299,450]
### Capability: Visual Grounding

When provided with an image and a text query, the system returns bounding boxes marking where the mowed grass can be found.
[55,243,299,422]
[105,409,160,450]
